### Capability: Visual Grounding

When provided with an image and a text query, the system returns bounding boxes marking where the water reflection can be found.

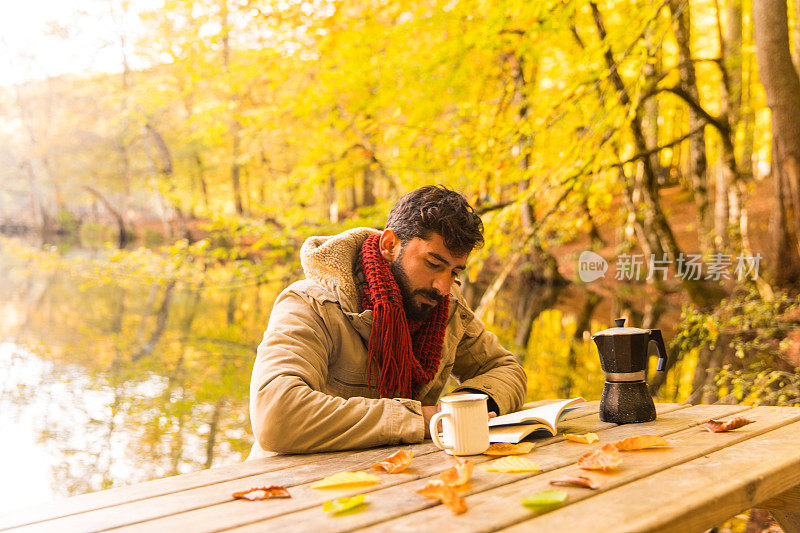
[0,238,279,513]
[0,236,689,512]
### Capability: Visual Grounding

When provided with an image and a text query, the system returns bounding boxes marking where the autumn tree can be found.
[753,0,800,287]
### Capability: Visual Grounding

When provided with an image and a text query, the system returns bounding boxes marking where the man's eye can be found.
[426,260,440,269]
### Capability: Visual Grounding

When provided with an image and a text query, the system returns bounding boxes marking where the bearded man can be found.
[248,185,527,456]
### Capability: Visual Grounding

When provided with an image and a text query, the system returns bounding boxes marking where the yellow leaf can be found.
[480,456,541,473]
[311,471,381,489]
[564,433,599,444]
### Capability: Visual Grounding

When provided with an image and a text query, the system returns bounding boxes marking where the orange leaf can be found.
[564,433,599,444]
[577,443,623,471]
[484,442,535,456]
[703,418,755,433]
[612,435,670,450]
[416,480,466,514]
[372,450,414,473]
[232,486,291,500]
[439,457,474,487]
[549,475,600,489]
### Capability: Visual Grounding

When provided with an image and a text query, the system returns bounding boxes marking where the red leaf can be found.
[232,486,290,500]
[703,417,755,432]
[549,475,600,489]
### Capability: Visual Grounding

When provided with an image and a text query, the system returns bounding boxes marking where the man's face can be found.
[388,232,469,321]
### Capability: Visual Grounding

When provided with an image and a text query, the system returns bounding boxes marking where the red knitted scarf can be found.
[359,234,449,398]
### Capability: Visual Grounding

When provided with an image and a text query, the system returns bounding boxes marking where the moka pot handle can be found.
[649,329,668,371]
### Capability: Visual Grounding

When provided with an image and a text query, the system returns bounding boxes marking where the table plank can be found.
[0,449,345,530]
[0,400,559,531]
[222,404,739,533]
[4,442,442,533]
[74,401,639,533]
[340,405,787,533]
[504,413,800,532]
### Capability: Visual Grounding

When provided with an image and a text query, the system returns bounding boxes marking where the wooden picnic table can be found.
[3,401,800,532]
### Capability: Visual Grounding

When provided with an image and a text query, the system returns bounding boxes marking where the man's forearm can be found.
[252,375,425,453]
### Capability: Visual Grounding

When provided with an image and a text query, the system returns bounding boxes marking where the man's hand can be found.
[422,405,441,439]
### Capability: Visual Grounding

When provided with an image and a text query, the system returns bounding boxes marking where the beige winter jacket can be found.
[248,227,527,457]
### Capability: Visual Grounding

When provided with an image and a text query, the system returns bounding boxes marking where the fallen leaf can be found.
[311,471,381,489]
[232,486,291,500]
[564,433,599,444]
[372,450,414,473]
[481,456,542,473]
[612,435,670,450]
[323,494,367,515]
[577,443,623,471]
[439,457,474,487]
[484,442,535,455]
[703,418,756,433]
[416,480,467,514]
[522,490,568,509]
[549,475,599,489]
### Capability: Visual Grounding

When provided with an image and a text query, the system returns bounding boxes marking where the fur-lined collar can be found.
[299,227,379,312]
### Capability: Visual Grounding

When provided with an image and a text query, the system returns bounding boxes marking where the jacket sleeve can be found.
[250,289,424,454]
[450,312,527,415]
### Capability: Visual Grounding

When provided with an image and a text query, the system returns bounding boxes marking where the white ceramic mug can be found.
[429,393,490,455]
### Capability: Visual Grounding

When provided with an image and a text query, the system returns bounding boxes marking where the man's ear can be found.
[378,230,400,262]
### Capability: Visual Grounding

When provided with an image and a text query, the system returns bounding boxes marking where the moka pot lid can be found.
[591,317,649,338]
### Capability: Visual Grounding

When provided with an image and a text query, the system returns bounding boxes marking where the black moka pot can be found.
[591,318,669,424]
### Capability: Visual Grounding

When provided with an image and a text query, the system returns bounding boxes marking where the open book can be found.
[488,397,585,444]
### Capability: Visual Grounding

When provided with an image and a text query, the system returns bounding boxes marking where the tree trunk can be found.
[507,48,563,284]
[131,280,176,362]
[669,0,712,254]
[793,0,800,72]
[328,172,339,222]
[362,165,376,207]
[714,164,731,250]
[84,186,130,248]
[222,0,244,216]
[559,291,601,398]
[231,121,244,215]
[514,282,561,351]
[145,122,189,240]
[592,3,723,306]
[194,152,210,209]
[753,0,800,287]
[204,400,225,469]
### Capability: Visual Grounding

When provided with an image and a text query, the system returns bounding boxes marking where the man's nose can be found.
[432,273,452,297]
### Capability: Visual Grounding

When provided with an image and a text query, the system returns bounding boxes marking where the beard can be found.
[389,252,443,322]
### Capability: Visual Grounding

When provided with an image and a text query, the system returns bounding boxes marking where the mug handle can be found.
[430,411,453,451]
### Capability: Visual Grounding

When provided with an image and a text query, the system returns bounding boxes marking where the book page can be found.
[489,423,552,444]
[489,397,585,430]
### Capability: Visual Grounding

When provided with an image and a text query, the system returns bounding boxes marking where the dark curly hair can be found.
[385,185,484,256]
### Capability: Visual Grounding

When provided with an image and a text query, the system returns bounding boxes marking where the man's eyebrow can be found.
[428,252,466,271]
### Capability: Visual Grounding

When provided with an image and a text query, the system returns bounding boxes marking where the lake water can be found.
[0,235,689,514]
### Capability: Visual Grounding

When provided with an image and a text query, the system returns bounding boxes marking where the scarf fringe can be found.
[360,234,448,399]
